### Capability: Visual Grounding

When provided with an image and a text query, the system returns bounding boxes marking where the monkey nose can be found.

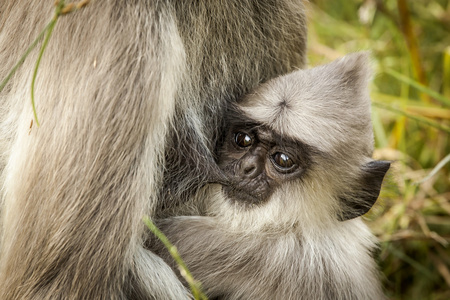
[239,157,262,179]
[243,164,256,175]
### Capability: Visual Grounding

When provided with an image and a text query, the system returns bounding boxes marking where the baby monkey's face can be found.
[217,117,313,205]
[212,52,390,220]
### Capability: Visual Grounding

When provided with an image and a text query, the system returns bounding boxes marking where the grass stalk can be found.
[143,216,208,300]
[0,23,52,93]
[372,101,450,134]
[384,69,450,107]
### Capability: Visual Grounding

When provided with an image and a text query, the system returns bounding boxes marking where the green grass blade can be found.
[444,47,450,99]
[415,153,450,184]
[384,243,435,279]
[384,68,450,107]
[143,216,208,300]
[0,22,53,93]
[371,107,389,148]
[31,18,58,126]
[372,101,450,134]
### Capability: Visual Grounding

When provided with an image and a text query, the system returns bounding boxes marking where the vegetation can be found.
[308,1,450,299]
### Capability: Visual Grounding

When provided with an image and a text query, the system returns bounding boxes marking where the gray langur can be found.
[0,1,307,299]
[151,53,390,300]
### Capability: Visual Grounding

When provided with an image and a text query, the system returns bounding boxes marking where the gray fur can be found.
[0,1,307,299]
[152,53,388,299]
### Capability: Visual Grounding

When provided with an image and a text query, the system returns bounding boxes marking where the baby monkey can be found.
[151,52,390,300]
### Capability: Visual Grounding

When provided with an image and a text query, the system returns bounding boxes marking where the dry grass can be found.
[308,0,450,298]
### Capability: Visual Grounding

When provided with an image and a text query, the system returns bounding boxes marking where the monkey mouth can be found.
[221,185,269,205]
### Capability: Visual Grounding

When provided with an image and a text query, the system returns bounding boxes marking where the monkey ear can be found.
[339,160,391,221]
[332,51,372,88]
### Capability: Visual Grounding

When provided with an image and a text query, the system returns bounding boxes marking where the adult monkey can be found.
[0,1,307,299]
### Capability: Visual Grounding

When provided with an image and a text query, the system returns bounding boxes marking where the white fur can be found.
[152,53,386,300]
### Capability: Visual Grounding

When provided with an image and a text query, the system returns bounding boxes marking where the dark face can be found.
[217,118,312,205]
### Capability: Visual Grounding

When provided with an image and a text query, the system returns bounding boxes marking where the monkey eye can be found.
[271,152,295,170]
[234,132,252,148]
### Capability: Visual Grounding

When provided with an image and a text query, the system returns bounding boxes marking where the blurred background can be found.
[307,0,450,299]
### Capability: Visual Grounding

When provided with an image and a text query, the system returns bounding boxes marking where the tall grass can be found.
[308,1,450,299]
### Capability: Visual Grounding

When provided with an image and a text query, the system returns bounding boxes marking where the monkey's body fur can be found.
[156,212,382,300]
[152,53,388,300]
[0,1,307,299]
